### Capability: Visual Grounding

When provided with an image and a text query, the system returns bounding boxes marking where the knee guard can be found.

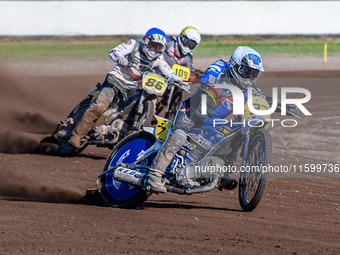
[89,87,115,117]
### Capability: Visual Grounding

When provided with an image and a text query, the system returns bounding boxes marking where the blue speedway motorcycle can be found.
[95,95,297,212]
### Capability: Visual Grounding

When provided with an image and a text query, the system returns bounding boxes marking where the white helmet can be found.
[229,46,264,89]
[142,27,167,60]
[178,26,201,55]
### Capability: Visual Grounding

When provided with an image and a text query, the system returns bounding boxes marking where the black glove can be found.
[286,104,300,117]
[191,68,205,77]
[267,97,282,113]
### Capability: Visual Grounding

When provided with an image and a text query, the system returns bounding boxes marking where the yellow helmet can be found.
[178,26,201,55]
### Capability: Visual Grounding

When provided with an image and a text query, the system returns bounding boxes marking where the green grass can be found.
[0,36,339,61]
[0,37,128,61]
[3,0,338,1]
[196,36,340,59]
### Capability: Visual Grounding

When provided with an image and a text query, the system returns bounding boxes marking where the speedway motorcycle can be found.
[95,93,299,212]
[41,63,188,156]
[155,64,203,119]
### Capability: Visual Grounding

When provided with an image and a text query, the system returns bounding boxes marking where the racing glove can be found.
[286,104,300,117]
[170,81,190,93]
[167,72,182,83]
[180,81,190,91]
[118,56,129,67]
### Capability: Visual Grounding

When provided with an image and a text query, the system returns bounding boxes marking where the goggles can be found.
[147,41,165,53]
[238,65,260,79]
[181,35,198,49]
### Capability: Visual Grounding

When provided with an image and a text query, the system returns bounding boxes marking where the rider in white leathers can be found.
[70,28,182,149]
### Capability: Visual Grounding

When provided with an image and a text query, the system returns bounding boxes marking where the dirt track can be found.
[0,58,339,254]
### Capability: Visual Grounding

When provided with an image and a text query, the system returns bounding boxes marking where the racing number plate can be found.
[155,116,172,142]
[243,96,270,121]
[142,72,168,96]
[172,64,190,81]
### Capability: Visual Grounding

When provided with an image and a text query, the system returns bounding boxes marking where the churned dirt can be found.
[0,57,339,254]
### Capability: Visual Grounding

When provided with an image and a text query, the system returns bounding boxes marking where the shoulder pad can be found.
[127,39,138,44]
[208,64,222,73]
[214,59,226,67]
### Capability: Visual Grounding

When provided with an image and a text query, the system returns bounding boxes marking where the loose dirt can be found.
[0,58,339,254]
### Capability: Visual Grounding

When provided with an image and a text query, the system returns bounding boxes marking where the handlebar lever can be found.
[169,81,191,93]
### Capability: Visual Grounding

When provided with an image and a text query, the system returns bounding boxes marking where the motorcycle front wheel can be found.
[155,87,183,120]
[99,131,156,208]
[136,100,153,129]
[164,88,183,120]
[58,98,91,156]
[239,128,271,212]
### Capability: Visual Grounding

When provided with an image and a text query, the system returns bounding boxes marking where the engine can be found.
[94,119,128,141]
[175,156,231,188]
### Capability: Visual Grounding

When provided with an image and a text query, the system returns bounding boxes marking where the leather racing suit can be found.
[150,59,271,174]
[70,39,181,148]
[163,36,194,70]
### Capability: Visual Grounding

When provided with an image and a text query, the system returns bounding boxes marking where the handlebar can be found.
[128,61,191,93]
[276,102,301,119]
[286,109,301,119]
[168,80,191,93]
[191,68,205,78]
[128,62,155,73]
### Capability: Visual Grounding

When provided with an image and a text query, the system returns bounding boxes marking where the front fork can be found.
[132,93,146,130]
[166,86,175,113]
[241,131,251,167]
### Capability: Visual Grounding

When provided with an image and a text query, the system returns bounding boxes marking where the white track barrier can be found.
[0,1,339,36]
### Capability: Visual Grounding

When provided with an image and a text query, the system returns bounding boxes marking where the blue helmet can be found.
[229,46,264,89]
[142,28,167,60]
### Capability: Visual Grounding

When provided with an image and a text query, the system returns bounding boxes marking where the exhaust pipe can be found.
[186,176,219,194]
[113,167,146,187]
[113,167,219,195]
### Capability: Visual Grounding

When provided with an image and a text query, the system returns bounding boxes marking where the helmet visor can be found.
[238,65,260,79]
[181,35,197,49]
[147,41,165,53]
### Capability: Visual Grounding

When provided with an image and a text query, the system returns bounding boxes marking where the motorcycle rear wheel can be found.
[239,128,271,212]
[99,131,156,208]
[58,98,91,156]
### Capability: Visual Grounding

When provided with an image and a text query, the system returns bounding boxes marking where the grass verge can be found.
[0,36,339,61]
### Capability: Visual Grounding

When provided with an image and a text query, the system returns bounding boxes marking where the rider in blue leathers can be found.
[146,46,276,193]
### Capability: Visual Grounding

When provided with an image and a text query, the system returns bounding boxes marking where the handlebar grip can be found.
[287,110,301,119]
[169,81,191,93]
[127,62,156,73]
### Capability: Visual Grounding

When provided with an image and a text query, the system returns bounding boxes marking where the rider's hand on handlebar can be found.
[179,81,190,92]
[192,68,205,77]
[118,56,129,67]
[166,76,190,92]
[286,104,300,118]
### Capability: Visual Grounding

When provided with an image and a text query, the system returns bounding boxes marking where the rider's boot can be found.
[70,109,98,149]
[70,87,114,149]
[218,177,238,190]
[146,129,187,193]
[146,169,167,193]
